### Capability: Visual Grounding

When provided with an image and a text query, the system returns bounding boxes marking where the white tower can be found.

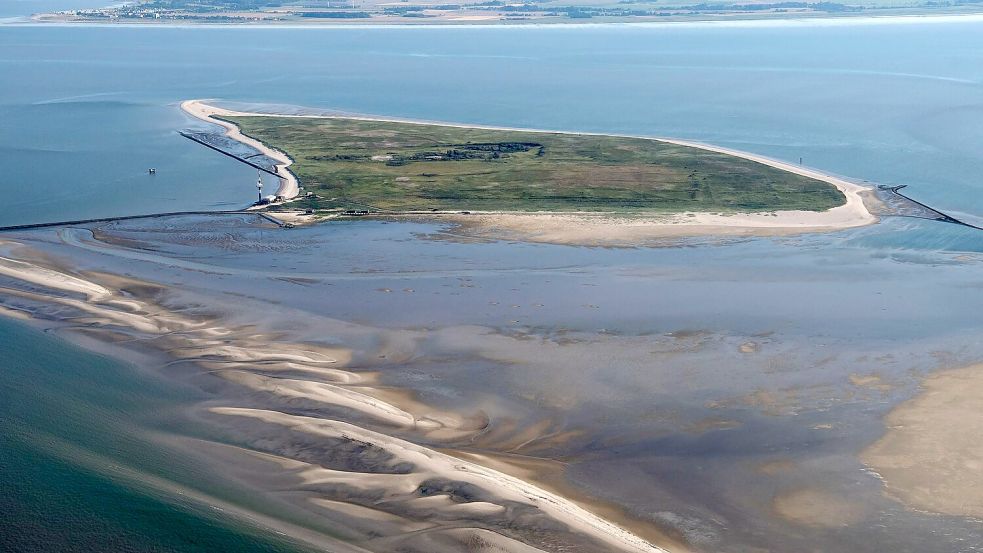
[257,171,263,203]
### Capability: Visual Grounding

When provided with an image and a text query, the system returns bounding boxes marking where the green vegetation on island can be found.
[223,115,845,213]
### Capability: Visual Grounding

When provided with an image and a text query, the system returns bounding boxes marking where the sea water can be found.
[0,19,982,231]
[2,16,983,553]
[0,317,315,552]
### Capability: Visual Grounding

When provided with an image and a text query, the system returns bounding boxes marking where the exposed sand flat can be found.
[179,99,877,243]
[437,210,863,246]
[212,407,669,553]
[0,285,177,334]
[0,256,110,300]
[0,235,671,553]
[268,210,326,226]
[180,99,299,200]
[861,363,983,519]
[198,358,363,382]
[218,370,423,428]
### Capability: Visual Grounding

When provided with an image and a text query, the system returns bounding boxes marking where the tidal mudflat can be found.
[1,213,981,552]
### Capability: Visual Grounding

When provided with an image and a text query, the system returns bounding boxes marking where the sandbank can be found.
[0,233,673,553]
[861,363,983,519]
[180,99,299,201]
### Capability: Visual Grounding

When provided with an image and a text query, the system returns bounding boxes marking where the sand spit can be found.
[213,407,668,553]
[180,100,299,200]
[0,240,670,553]
[179,99,877,244]
[861,363,983,519]
[0,255,111,300]
[434,210,856,246]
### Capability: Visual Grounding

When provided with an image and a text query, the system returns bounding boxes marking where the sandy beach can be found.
[861,363,983,520]
[180,99,877,244]
[181,100,300,201]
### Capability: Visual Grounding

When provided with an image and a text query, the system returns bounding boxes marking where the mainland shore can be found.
[181,99,877,245]
[29,11,983,28]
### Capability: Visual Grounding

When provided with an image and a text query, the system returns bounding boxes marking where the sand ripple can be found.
[0,239,669,553]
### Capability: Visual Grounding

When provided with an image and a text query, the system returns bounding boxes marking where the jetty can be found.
[178,131,282,179]
[0,211,288,233]
[878,185,983,231]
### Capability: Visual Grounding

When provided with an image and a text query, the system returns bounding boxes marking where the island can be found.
[182,100,875,244]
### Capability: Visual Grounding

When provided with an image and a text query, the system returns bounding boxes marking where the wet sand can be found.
[0,227,669,553]
[2,215,982,553]
[181,100,300,201]
[862,363,983,519]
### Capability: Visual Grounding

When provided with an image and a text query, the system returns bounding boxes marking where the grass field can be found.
[223,116,845,213]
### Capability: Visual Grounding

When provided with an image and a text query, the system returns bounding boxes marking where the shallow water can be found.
[2,16,983,553]
[0,317,317,553]
[6,212,980,552]
[2,19,983,232]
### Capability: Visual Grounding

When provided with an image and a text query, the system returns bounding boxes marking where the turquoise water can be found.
[1,20,983,231]
[0,317,314,553]
[2,17,983,553]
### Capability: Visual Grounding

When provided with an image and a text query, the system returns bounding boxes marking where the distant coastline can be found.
[24,7,983,27]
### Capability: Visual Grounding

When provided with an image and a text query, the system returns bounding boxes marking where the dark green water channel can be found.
[0,317,311,553]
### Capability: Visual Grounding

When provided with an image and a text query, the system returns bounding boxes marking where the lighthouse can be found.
[256,171,263,203]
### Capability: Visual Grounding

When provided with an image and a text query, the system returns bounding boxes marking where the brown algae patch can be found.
[773,489,867,528]
[757,459,796,476]
[685,417,742,434]
[862,363,983,519]
[849,373,894,393]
